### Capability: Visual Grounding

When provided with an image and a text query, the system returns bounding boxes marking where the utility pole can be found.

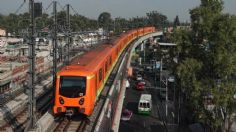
[52,1,57,96]
[143,41,145,63]
[177,84,181,125]
[66,4,70,65]
[159,58,162,88]
[160,57,168,117]
[165,77,168,117]
[113,19,116,33]
[26,0,36,131]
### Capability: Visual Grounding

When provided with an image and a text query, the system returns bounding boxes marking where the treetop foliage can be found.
[0,10,170,36]
[172,0,236,131]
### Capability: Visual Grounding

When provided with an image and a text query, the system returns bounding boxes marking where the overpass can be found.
[111,31,164,132]
[89,31,165,132]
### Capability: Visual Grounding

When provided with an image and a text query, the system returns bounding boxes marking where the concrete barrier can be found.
[36,112,54,132]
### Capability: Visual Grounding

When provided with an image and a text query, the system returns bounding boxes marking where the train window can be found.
[105,61,108,73]
[116,48,118,55]
[59,76,86,98]
[109,56,112,65]
[99,68,103,82]
[95,74,97,87]
[147,103,150,108]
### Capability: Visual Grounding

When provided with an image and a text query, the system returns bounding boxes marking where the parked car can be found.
[121,109,133,121]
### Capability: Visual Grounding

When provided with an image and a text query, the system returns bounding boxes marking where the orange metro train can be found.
[53,27,155,116]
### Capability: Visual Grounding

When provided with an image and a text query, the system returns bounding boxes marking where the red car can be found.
[121,109,133,121]
[136,81,145,90]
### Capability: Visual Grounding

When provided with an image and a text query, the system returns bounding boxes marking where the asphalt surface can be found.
[118,64,180,132]
[119,76,166,132]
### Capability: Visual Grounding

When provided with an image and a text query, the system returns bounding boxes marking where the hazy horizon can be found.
[0,0,235,22]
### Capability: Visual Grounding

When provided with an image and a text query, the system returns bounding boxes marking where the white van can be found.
[138,94,152,115]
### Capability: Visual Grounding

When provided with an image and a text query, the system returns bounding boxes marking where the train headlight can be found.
[79,98,84,105]
[59,97,64,104]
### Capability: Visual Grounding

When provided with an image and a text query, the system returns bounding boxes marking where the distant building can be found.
[0,28,6,36]
[176,25,191,30]
[97,28,104,36]
[167,27,174,33]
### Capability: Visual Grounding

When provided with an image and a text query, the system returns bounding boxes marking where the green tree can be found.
[172,0,236,131]
[146,11,168,28]
[98,12,112,31]
[5,13,20,35]
[56,11,67,29]
[173,15,180,28]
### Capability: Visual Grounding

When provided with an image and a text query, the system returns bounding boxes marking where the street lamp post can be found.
[160,57,168,117]
[168,76,175,123]
[178,84,181,125]
[26,0,36,131]
[165,77,168,117]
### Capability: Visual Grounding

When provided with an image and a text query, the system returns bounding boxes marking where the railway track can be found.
[53,116,88,132]
[0,108,28,132]
[0,50,89,131]
[0,47,87,108]
[51,42,130,132]
[36,90,54,116]
[0,72,51,107]
[0,89,53,131]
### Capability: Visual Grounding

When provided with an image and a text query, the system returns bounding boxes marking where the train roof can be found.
[57,27,155,76]
[72,44,113,68]
[58,42,115,75]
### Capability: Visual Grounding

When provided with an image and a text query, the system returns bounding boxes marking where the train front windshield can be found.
[59,76,86,98]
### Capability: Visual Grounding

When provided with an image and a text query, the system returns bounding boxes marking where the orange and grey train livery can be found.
[53,27,155,116]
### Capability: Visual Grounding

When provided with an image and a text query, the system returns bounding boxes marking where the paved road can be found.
[119,77,165,132]
[119,68,179,132]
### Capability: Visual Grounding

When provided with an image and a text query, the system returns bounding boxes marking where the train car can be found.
[53,27,155,116]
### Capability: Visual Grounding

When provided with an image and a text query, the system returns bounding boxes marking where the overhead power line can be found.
[57,2,66,11]
[14,0,26,14]
[70,5,80,16]
[43,1,53,13]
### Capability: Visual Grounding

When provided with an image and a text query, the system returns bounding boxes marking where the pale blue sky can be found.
[0,0,235,22]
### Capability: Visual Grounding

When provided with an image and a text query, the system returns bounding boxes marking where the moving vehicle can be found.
[121,109,133,121]
[138,94,152,115]
[136,74,142,81]
[53,27,155,116]
[126,79,130,88]
[136,81,145,90]
[139,79,146,85]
